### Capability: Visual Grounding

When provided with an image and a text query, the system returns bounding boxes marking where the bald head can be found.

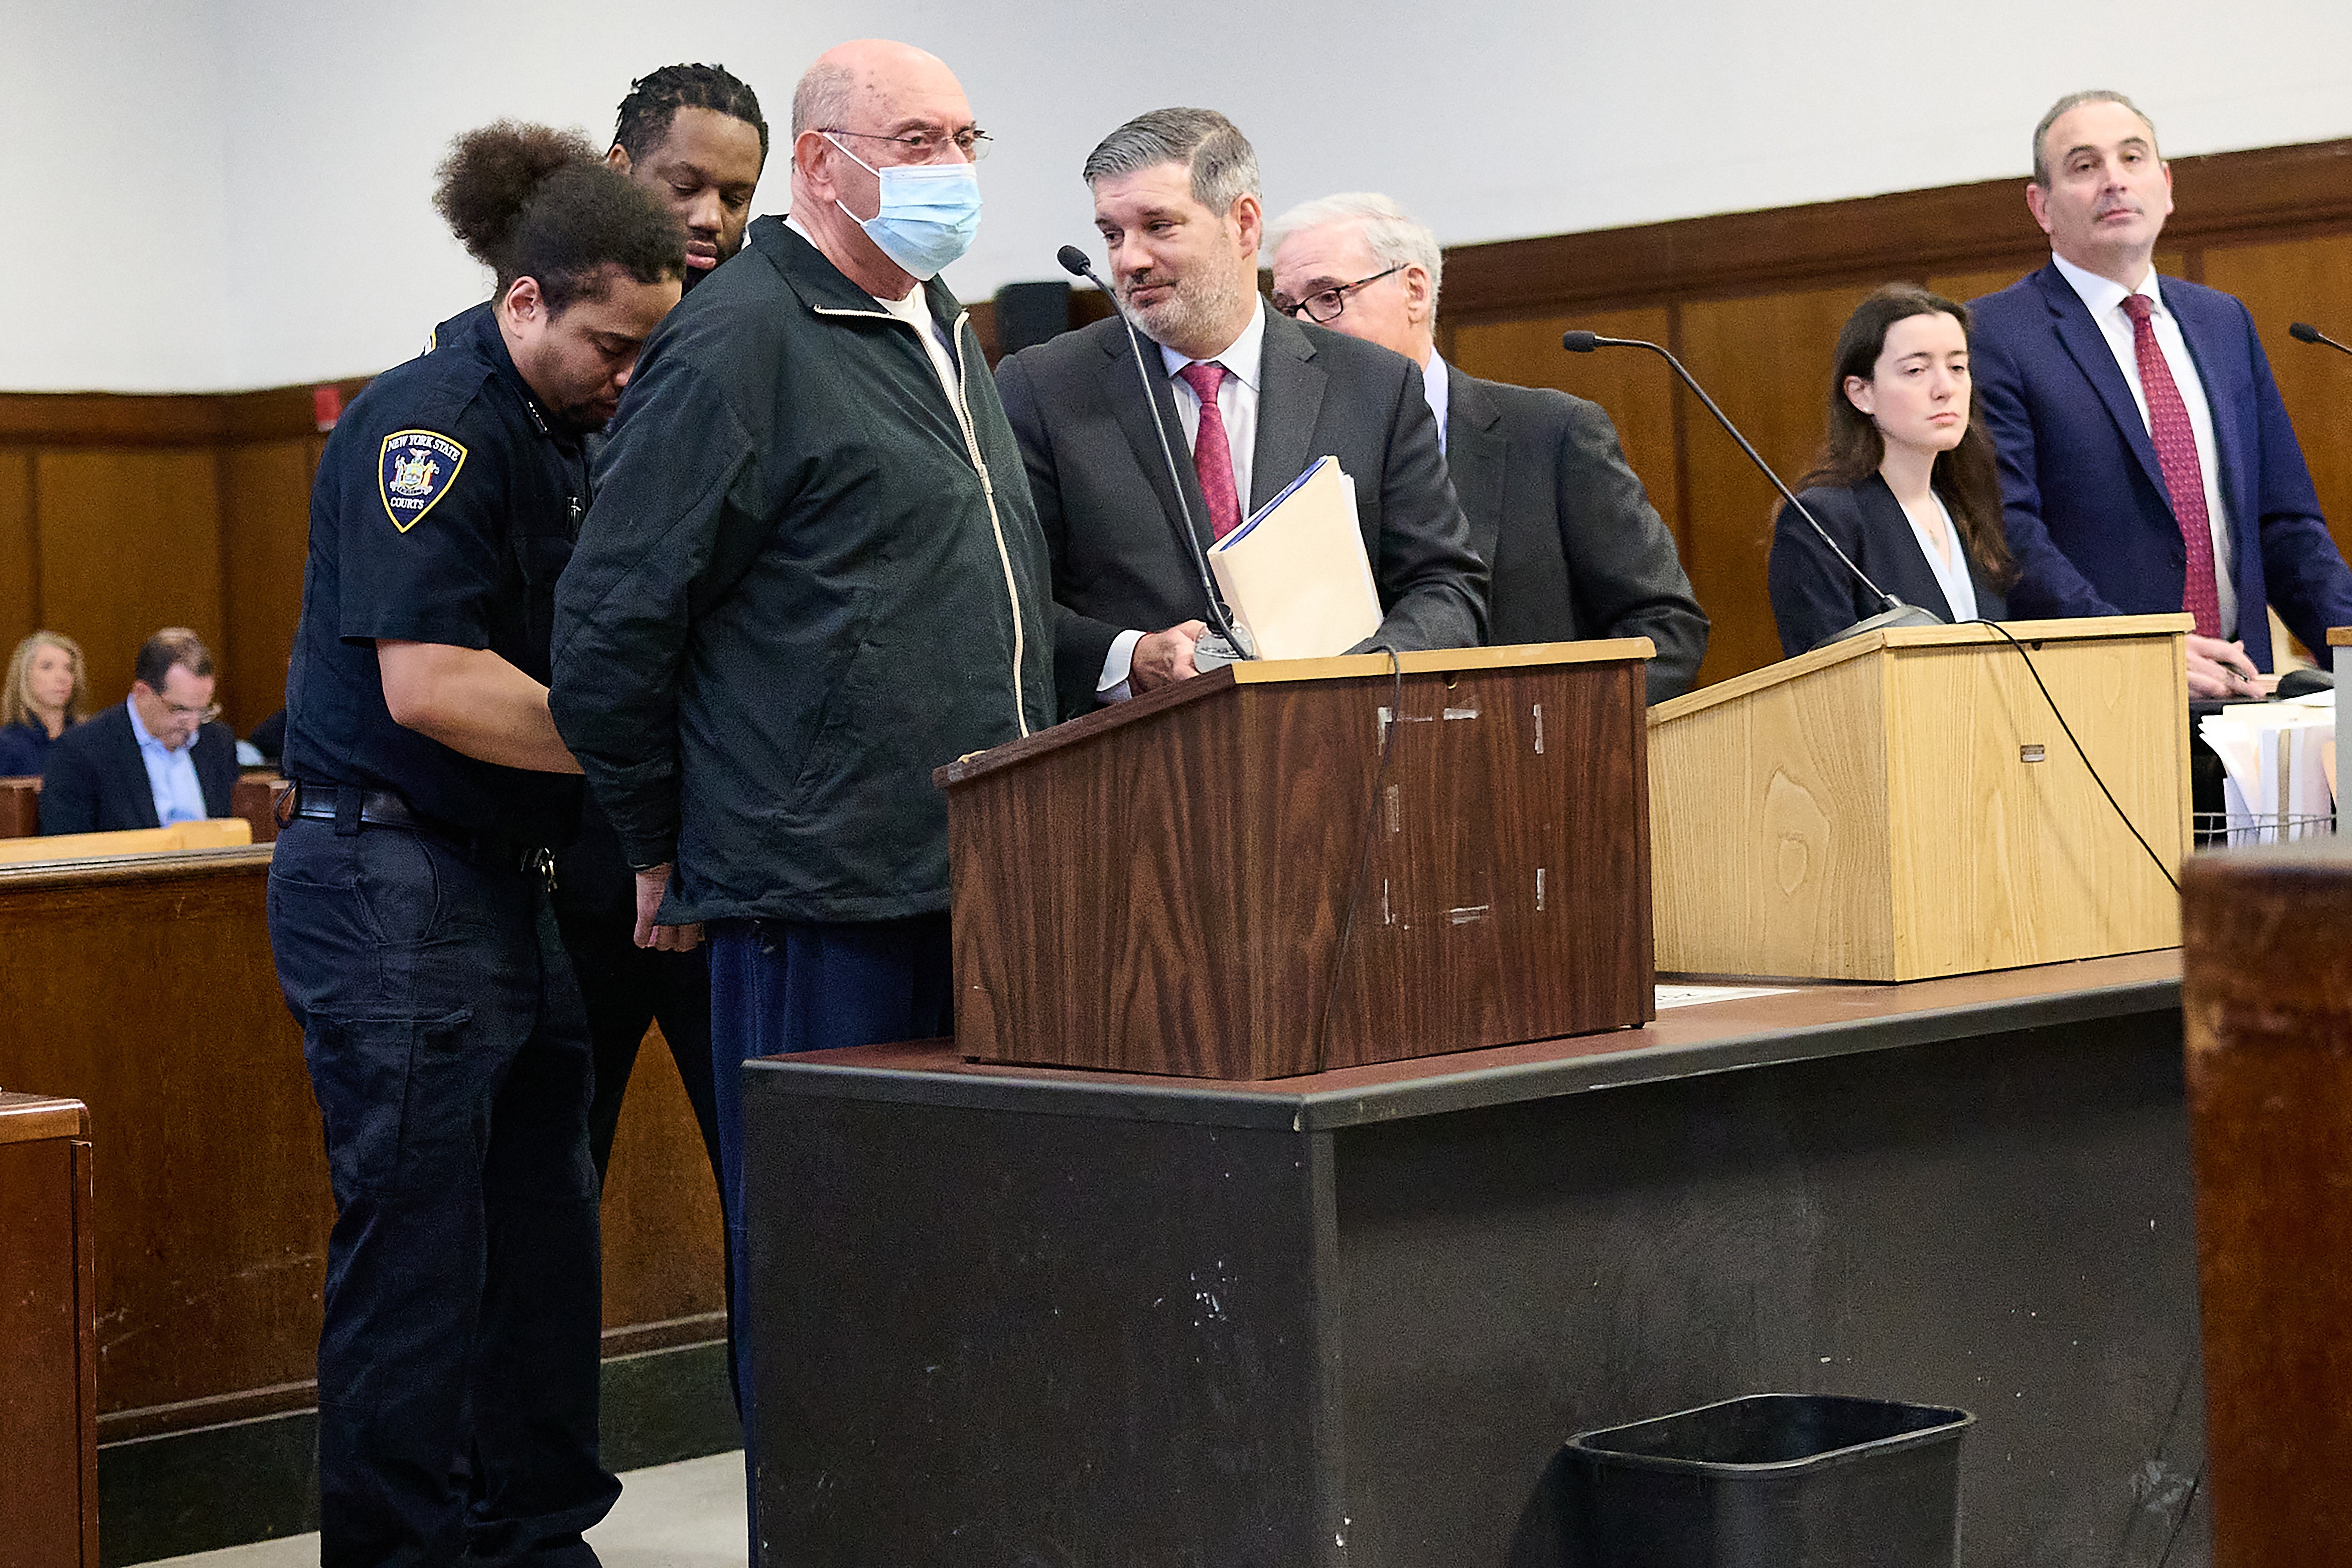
[788,38,980,299]
[791,40,960,136]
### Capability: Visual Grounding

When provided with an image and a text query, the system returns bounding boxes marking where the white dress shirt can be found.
[1421,348,1452,456]
[1909,492,1979,624]
[1098,300,1270,698]
[2048,252,2238,632]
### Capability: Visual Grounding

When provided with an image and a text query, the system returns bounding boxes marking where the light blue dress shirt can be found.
[126,696,208,825]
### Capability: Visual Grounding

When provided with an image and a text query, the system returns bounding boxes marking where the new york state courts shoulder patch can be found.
[379,430,469,533]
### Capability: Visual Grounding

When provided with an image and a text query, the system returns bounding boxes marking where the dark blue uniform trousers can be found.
[708,913,952,1559]
[269,821,619,1567]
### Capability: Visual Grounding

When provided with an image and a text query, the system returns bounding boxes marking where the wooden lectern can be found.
[936,641,1657,1079]
[1647,616,2191,982]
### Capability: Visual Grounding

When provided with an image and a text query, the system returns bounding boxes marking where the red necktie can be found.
[1176,361,1242,541]
[2121,293,2223,638]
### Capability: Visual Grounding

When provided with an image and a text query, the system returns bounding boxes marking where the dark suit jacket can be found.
[1768,476,2009,656]
[996,310,1486,716]
[37,703,237,835]
[1971,262,2352,670]
[1446,366,1708,703]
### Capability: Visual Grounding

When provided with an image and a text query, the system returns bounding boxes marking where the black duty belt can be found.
[284,783,556,886]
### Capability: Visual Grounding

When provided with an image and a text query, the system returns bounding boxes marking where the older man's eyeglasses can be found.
[160,699,222,725]
[1272,265,1405,324]
[822,126,995,162]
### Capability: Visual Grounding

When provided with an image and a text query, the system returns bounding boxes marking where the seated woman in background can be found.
[0,631,87,776]
[1768,284,2017,656]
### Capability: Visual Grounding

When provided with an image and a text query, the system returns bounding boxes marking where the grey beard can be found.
[1127,265,1251,355]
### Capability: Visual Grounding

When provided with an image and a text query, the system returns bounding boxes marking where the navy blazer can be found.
[1444,366,1708,703]
[996,310,1488,718]
[37,702,238,835]
[0,719,53,777]
[1970,262,2352,670]
[1769,476,2008,657]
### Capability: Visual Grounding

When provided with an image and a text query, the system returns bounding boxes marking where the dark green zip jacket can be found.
[550,217,1055,924]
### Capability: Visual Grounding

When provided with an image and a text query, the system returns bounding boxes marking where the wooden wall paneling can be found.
[33,450,225,707]
[218,439,318,734]
[1927,263,2043,306]
[0,379,370,450]
[0,450,35,654]
[598,1028,727,1350]
[1676,283,1881,687]
[2200,233,2352,585]
[1446,306,1681,549]
[1439,140,2352,327]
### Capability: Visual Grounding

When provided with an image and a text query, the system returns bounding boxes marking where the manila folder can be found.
[1206,456,1382,660]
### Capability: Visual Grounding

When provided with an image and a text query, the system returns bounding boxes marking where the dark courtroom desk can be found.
[746,951,2206,1568]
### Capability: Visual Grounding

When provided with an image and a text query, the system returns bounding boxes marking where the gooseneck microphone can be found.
[1055,245,1252,665]
[2290,321,2352,358]
[1563,330,1943,647]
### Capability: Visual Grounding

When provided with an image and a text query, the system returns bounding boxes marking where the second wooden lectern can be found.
[936,642,1656,1079]
[1647,616,2191,982]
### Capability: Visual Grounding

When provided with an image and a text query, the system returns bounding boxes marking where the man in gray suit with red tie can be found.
[1971,89,2352,698]
[1268,192,1707,704]
[995,108,1485,718]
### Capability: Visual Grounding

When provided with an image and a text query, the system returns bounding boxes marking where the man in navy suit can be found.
[40,627,237,834]
[1972,90,2352,698]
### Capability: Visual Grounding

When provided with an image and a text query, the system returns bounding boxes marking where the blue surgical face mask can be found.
[827,135,982,281]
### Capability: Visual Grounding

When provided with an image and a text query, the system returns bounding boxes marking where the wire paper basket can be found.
[2194,809,2337,847]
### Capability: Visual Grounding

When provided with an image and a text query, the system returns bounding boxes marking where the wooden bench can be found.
[1,776,38,838]
[0,847,725,1458]
[0,1093,98,1568]
[0,773,287,843]
[0,819,252,865]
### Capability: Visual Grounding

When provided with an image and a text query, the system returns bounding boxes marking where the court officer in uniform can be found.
[421,67,769,1205]
[267,122,683,1567]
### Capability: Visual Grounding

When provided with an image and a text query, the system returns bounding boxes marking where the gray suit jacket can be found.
[997,310,1487,717]
[1446,366,1708,704]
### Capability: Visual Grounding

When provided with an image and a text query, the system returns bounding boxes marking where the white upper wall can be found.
[2,1,236,390]
[6,0,2350,392]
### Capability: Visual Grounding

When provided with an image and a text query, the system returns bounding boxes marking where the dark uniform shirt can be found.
[284,304,584,843]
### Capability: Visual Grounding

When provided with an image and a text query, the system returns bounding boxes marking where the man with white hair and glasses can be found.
[1270,192,1707,700]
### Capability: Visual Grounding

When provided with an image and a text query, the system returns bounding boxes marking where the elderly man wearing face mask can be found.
[548,38,1054,1494]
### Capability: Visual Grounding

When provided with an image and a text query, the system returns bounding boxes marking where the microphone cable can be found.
[1969,619,2179,893]
[1056,245,1250,656]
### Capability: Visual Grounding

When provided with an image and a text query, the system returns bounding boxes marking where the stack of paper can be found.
[1206,457,1382,660]
[2199,692,2336,843]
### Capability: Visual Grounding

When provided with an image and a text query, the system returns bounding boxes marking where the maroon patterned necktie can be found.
[1176,361,1242,541]
[2120,293,2223,638]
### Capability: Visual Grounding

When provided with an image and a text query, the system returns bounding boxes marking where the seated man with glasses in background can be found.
[39,626,238,834]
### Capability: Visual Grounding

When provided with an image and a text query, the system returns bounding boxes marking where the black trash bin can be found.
[1564,1393,1973,1568]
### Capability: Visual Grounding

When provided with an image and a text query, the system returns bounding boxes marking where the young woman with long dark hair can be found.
[1768,284,2018,654]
